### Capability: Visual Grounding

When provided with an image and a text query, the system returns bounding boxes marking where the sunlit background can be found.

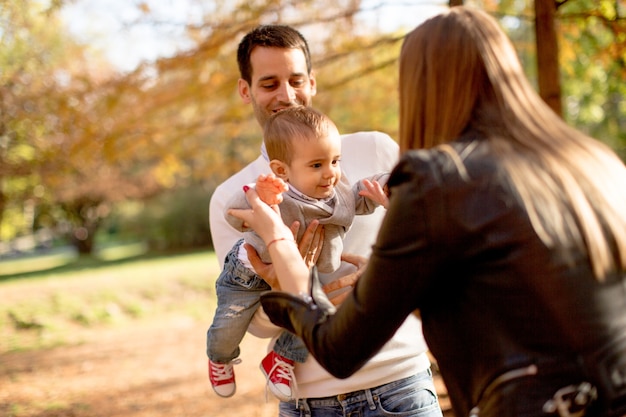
[1,2,624,416]
[1,0,624,269]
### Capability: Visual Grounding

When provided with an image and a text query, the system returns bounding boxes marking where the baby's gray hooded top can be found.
[224,172,389,273]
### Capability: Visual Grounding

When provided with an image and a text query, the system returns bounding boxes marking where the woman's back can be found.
[397,136,626,416]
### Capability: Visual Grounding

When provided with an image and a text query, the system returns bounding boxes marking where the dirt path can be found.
[0,317,451,417]
[1,317,279,417]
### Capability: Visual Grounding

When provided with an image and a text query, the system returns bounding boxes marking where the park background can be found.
[1,0,624,416]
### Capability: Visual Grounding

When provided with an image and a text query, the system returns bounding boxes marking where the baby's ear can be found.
[269,160,289,180]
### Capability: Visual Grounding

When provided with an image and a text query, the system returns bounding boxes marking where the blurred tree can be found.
[558,0,626,151]
[102,0,408,225]
[129,0,404,176]
[1,1,163,254]
[535,0,562,116]
[2,0,624,257]
[479,0,625,151]
[1,0,405,254]
[0,1,81,243]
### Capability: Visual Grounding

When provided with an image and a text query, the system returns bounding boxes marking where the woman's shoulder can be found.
[391,139,498,190]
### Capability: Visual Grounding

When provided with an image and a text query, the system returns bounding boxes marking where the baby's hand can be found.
[256,174,288,206]
[359,179,389,209]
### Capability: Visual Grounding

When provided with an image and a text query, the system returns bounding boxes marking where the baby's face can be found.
[285,128,342,199]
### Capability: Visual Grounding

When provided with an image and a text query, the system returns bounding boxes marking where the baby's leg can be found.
[206,244,271,362]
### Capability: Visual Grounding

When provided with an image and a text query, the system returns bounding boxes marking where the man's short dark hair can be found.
[237,25,312,85]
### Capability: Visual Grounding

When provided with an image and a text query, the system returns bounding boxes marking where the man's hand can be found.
[298,219,324,269]
[323,253,368,305]
[246,219,324,290]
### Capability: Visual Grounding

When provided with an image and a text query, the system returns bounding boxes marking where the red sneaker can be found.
[259,351,296,401]
[208,358,241,398]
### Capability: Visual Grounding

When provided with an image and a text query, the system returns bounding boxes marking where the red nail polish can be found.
[243,185,250,192]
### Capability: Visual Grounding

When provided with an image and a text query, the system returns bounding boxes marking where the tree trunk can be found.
[71,227,96,255]
[62,200,102,256]
[535,0,563,116]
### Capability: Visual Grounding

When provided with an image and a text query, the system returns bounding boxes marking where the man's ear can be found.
[238,79,252,104]
[309,71,317,97]
[270,160,289,180]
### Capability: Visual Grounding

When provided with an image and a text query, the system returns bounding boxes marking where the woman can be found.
[230,7,626,417]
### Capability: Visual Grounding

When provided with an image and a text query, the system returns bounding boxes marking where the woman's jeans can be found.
[206,240,309,363]
[278,370,443,417]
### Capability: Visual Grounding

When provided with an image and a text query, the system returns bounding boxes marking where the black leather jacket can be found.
[264,136,626,417]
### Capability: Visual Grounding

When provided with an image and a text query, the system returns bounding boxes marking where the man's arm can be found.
[210,185,245,268]
[209,156,271,268]
[340,132,398,257]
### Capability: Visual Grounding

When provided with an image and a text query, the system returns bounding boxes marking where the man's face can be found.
[238,47,317,127]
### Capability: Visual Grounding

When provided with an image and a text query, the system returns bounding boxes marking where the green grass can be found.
[0,247,79,276]
[0,249,221,353]
[0,241,150,278]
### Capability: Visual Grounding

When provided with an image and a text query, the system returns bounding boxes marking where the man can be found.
[208,25,442,417]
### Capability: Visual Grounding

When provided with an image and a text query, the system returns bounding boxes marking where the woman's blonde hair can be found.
[264,107,336,165]
[399,6,626,280]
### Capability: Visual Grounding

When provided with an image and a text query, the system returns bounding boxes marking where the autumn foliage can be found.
[1,0,624,255]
